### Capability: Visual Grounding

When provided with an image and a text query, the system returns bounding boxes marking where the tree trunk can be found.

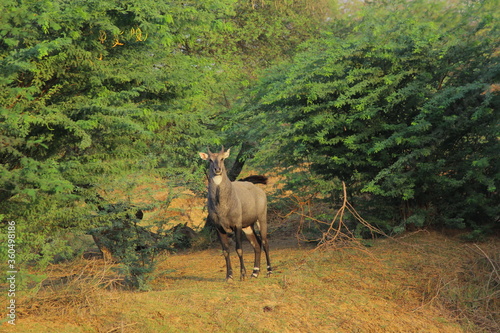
[228,141,255,181]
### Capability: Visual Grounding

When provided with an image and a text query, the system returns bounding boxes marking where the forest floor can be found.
[2,228,499,333]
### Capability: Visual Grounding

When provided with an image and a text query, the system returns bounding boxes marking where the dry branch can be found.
[300,181,389,251]
[22,259,123,318]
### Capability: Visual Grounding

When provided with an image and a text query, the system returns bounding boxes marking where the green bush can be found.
[243,0,500,233]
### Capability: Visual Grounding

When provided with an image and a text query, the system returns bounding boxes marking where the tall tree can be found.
[0,0,218,264]
[242,0,500,231]
[0,0,337,265]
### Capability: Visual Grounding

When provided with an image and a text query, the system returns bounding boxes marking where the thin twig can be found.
[473,244,500,282]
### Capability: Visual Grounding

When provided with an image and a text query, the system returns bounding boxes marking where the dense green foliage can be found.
[0,0,330,270]
[242,0,500,232]
[0,0,498,283]
[0,0,206,267]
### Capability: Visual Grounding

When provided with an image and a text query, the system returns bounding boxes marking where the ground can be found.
[2,230,498,332]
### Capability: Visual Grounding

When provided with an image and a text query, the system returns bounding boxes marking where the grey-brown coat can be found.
[199,147,272,281]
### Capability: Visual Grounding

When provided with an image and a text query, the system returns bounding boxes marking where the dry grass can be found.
[3,229,498,333]
[373,231,499,332]
[13,259,125,331]
[3,179,497,332]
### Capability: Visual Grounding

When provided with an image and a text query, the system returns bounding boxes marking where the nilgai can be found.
[199,147,272,281]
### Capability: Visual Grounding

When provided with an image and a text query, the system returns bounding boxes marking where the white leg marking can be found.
[242,226,253,235]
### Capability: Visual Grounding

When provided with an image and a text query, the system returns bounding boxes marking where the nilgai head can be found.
[199,146,230,185]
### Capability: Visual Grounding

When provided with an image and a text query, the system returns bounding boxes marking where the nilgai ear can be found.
[199,152,209,160]
[223,148,230,159]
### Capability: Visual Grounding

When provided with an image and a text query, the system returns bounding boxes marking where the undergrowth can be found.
[271,182,499,332]
[438,244,499,331]
[5,183,499,332]
[20,259,122,321]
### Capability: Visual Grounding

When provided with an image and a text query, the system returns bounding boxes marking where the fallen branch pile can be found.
[293,181,389,250]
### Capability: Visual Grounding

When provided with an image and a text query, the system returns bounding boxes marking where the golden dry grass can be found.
[3,230,497,333]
